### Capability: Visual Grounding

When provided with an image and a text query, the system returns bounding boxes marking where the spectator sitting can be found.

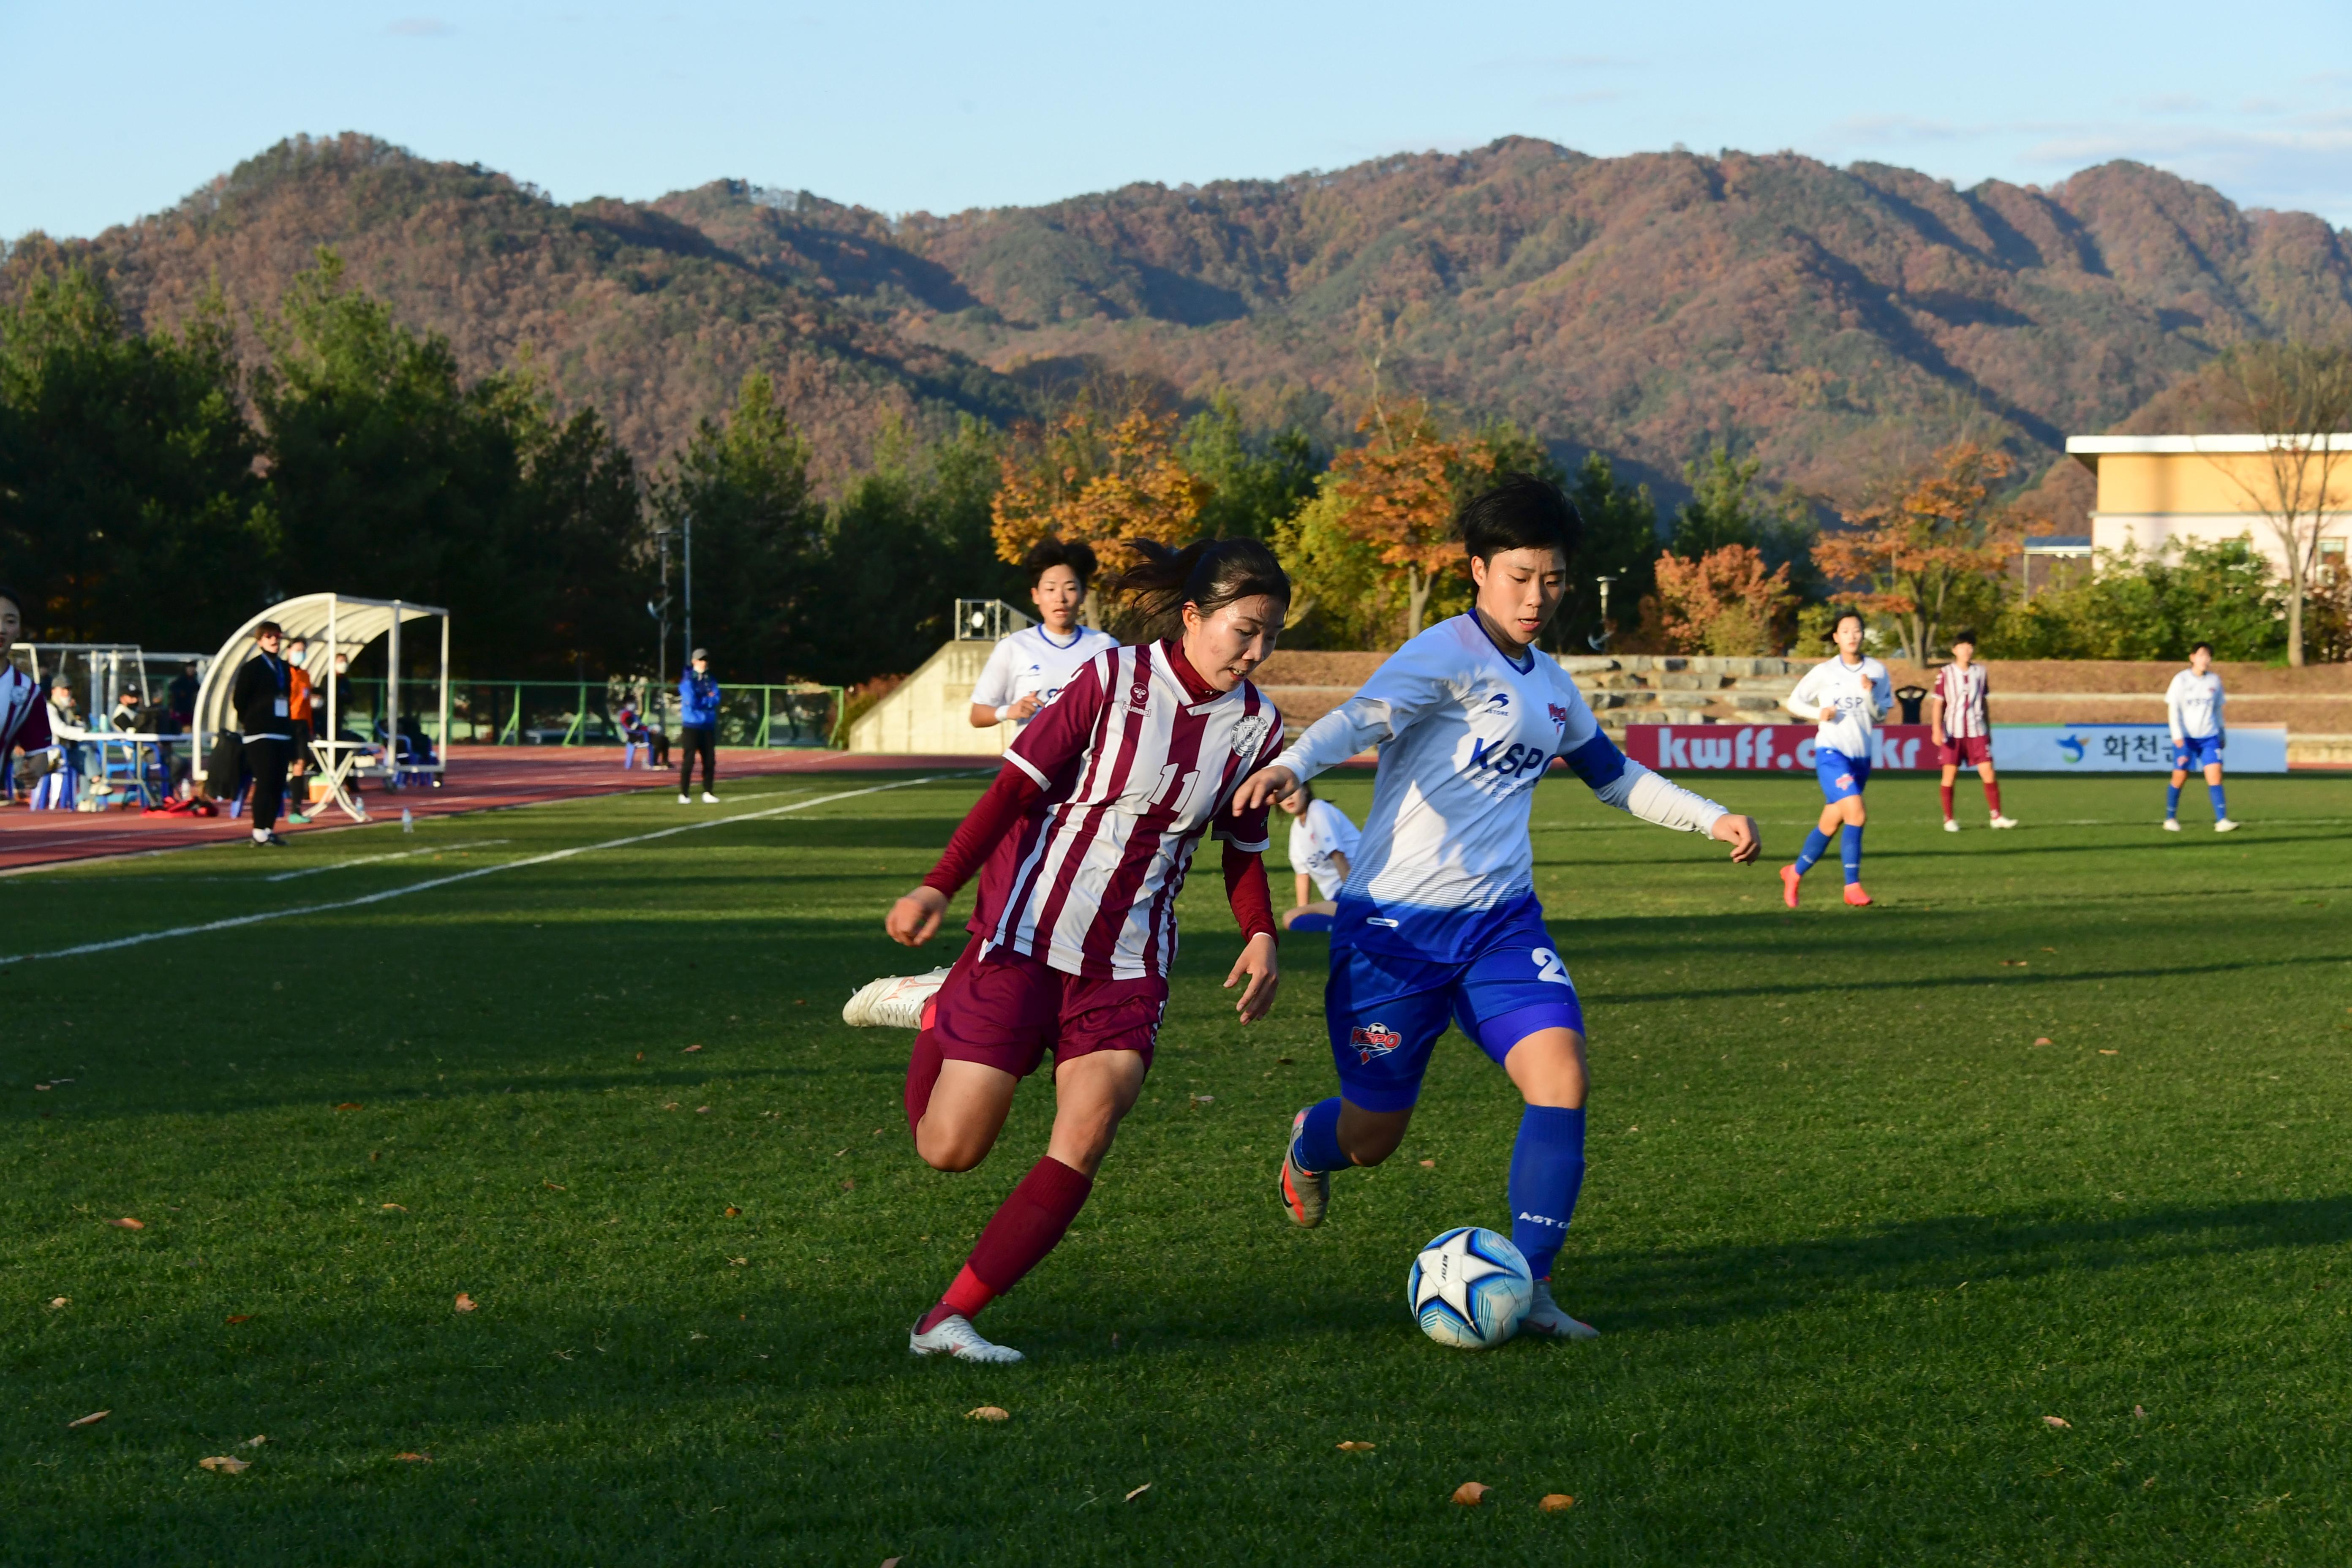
[47,680,106,799]
[107,688,143,734]
[1277,779,1360,933]
[0,586,53,803]
[165,661,199,732]
[618,703,650,770]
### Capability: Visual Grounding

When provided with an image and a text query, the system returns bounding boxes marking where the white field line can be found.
[0,775,952,969]
[264,839,511,882]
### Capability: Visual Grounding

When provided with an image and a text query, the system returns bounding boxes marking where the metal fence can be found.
[344,679,845,748]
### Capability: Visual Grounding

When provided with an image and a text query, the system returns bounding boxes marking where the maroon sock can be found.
[966,1155,1093,1298]
[1984,779,2003,814]
[1939,781,1954,821]
[916,1264,997,1333]
[905,1028,944,1140]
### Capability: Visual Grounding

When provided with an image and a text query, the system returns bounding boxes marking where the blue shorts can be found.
[1325,904,1585,1113]
[1816,747,1870,803]
[2174,735,2222,771]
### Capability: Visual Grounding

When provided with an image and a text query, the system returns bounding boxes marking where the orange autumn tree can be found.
[1648,544,1795,655]
[1815,442,2020,660]
[1327,399,1491,637]
[991,400,1209,574]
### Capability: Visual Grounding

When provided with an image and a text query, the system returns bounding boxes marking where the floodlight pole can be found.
[682,510,694,675]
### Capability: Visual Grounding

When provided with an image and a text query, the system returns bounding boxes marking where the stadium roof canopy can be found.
[192,593,449,786]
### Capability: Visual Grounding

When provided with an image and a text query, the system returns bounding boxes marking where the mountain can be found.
[12,133,2352,511]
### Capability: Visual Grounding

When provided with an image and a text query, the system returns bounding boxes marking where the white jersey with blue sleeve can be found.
[1783,655,1890,759]
[2166,669,2224,743]
[971,624,1120,727]
[1267,615,1729,962]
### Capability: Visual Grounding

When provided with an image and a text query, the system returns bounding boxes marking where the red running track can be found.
[0,748,992,874]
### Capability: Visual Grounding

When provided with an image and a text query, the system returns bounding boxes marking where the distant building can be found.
[2065,435,2349,584]
[2014,535,2091,600]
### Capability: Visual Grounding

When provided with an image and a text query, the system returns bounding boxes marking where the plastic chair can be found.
[27,746,78,811]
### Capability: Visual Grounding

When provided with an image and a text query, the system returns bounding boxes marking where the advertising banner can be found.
[1620,722,2289,773]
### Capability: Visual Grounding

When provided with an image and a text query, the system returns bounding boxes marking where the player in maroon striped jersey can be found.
[882,538,1290,1364]
[1929,630,2016,831]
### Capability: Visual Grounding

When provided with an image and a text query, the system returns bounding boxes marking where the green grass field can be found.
[6,768,2351,1565]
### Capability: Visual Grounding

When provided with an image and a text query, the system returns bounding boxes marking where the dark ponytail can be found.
[1102,537,1290,639]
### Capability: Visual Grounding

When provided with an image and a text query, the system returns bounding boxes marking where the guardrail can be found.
[344,679,845,749]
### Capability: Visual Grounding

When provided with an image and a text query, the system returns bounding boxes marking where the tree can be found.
[991,395,1209,570]
[650,370,824,681]
[2199,341,2352,667]
[1179,393,1321,540]
[1815,442,2018,661]
[1271,478,1392,648]
[1673,446,1824,602]
[1327,398,1490,638]
[1989,537,2285,662]
[1557,452,1659,653]
[0,267,267,647]
[1646,545,1795,655]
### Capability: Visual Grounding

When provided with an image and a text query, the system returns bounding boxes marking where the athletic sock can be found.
[964,1154,1093,1298]
[916,1264,996,1333]
[1984,779,2003,816]
[1939,781,1954,821]
[1793,827,1832,876]
[1840,824,1864,885]
[2208,782,2227,819]
[1508,1105,1587,1281]
[2166,781,2181,818]
[904,1028,945,1140]
[1292,1096,1347,1174]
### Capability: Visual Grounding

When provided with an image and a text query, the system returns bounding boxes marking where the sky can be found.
[4,1,2351,240]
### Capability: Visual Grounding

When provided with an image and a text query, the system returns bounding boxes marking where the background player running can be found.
[968,539,1118,733]
[1929,629,2017,832]
[1234,476,1760,1342]
[1278,780,1358,933]
[886,538,1290,1364]
[2165,642,2237,833]
[1780,610,1890,908]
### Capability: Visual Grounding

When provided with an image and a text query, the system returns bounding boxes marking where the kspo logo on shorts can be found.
[1350,1021,1403,1063]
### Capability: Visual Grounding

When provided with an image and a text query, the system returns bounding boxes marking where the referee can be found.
[234,621,295,845]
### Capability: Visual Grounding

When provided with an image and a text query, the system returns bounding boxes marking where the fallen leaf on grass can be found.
[2000,959,2028,967]
[683,1044,703,1053]
[1452,1481,1489,1506]
[724,1205,741,1217]
[543,1181,565,1191]
[1418,1159,1435,1168]
[1190,1094,1215,1106]
[2042,1416,2070,1429]
[695,1106,711,1114]
[108,1217,143,1230]
[46,1297,67,1309]
[967,1406,1009,1422]
[1275,1056,1293,1065]
[453,1293,477,1313]
[841,1180,856,1192]
[1336,1441,1375,1452]
[225,1315,251,1325]
[197,1455,249,1473]
[33,1083,50,1091]
[1124,1482,1151,1502]
[662,1102,679,1111]
[882,1559,901,1568]
[2033,1037,2053,1046]
[2134,1405,2148,1418]
[335,1102,363,1111]
[381,1203,407,1212]
[242,1435,267,1447]
[1539,1494,1576,1512]
[2099,1049,2119,1056]
[67,1410,109,1428]
[729,1257,748,1267]
[394,1451,432,1463]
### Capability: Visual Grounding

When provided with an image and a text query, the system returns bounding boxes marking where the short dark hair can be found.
[254,621,283,639]
[1457,474,1583,564]
[1950,628,1978,646]
[2191,640,2214,656]
[1833,608,1867,634]
[0,586,24,620]
[1103,536,1290,637]
[1023,537,1099,591]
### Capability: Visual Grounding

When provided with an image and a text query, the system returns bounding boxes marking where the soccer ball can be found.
[1407,1226,1534,1349]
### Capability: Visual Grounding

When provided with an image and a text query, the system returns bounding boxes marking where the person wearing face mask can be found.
[968,540,1117,733]
[883,537,1290,1366]
[232,622,296,845]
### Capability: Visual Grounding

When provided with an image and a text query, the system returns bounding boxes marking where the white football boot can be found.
[1942,818,1960,833]
[1990,814,2018,829]
[2214,818,2239,833]
[2162,817,2180,832]
[1519,1280,1600,1341]
[909,1312,1024,1364]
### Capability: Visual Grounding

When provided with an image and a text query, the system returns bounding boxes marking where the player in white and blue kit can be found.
[1778,609,1892,909]
[968,539,1118,733]
[2164,642,2237,832]
[1233,477,1761,1340]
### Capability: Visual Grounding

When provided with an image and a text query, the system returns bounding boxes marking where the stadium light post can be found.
[1591,574,1617,653]
[682,511,694,676]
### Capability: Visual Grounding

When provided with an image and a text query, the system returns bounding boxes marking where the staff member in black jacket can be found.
[234,621,296,846]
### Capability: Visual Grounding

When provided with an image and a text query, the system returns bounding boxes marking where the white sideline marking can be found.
[264,839,511,882]
[0,776,950,969]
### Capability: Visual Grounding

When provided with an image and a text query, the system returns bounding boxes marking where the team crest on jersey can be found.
[1349,1021,1403,1063]
[1229,713,1269,757]
[1548,702,1570,729]
[1128,675,1152,713]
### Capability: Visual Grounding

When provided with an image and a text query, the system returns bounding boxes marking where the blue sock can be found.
[1840,824,1864,884]
[1508,1105,1587,1281]
[1292,1097,1347,1175]
[2208,783,2227,819]
[2166,781,2181,818]
[1793,826,1831,876]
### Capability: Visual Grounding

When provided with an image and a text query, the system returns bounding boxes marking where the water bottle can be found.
[401,807,414,833]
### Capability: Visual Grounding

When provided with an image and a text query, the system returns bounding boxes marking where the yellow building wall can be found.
[2093,449,2352,515]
